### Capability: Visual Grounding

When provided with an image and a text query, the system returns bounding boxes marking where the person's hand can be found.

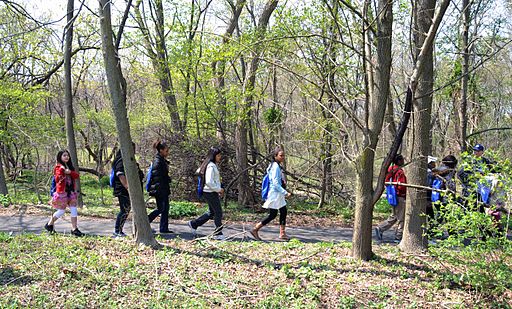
[286,192,292,198]
[64,168,71,174]
[219,188,225,197]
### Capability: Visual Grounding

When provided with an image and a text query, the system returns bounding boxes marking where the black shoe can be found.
[71,228,84,237]
[44,223,54,233]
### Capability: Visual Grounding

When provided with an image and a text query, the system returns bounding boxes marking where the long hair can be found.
[152,140,168,153]
[271,146,284,163]
[56,150,75,171]
[199,147,221,176]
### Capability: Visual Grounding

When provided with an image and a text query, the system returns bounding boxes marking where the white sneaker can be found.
[188,221,197,236]
[212,234,226,240]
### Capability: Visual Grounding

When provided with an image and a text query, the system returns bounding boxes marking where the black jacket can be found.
[148,153,171,197]
[112,153,144,197]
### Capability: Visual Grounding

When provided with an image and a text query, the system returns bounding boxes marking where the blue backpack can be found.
[431,178,443,202]
[145,163,153,192]
[478,181,491,204]
[50,176,56,196]
[261,173,270,201]
[385,170,398,207]
[109,168,115,188]
[197,175,204,198]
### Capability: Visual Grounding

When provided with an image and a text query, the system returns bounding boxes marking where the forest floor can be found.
[1,204,512,307]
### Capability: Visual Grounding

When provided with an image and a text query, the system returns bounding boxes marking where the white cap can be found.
[428,156,438,163]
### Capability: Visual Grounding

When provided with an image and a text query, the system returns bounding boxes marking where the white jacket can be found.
[203,162,222,193]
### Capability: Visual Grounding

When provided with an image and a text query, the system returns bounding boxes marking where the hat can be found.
[428,156,437,163]
[473,144,485,151]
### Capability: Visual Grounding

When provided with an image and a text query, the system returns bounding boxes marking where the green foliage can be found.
[169,201,199,219]
[263,107,283,126]
[0,194,11,207]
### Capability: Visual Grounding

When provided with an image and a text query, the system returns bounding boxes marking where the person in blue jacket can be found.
[250,146,292,241]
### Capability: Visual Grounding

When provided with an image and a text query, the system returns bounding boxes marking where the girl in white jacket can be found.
[251,147,292,240]
[189,147,225,240]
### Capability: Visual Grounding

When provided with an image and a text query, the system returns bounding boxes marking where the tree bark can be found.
[99,0,158,247]
[64,0,83,207]
[212,0,246,143]
[352,0,393,261]
[400,0,437,253]
[133,0,183,136]
[458,0,470,152]
[0,149,7,195]
[235,0,278,206]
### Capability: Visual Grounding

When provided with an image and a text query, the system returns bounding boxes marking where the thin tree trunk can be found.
[352,0,393,261]
[400,0,437,253]
[235,0,278,206]
[133,0,183,136]
[0,147,8,195]
[99,0,158,247]
[458,0,470,152]
[64,0,83,207]
[213,0,246,142]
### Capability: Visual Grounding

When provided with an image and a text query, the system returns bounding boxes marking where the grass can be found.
[1,232,511,307]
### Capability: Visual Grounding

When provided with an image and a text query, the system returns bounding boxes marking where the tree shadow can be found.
[0,267,34,286]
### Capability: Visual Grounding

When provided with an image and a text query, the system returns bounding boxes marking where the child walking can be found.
[188,147,225,240]
[251,146,292,241]
[147,140,172,233]
[112,145,144,237]
[45,150,83,236]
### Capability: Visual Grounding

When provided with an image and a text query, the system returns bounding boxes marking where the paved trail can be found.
[0,213,400,243]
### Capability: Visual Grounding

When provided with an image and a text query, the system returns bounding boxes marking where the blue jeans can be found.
[148,194,170,232]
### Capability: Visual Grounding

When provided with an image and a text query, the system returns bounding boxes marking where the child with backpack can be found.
[250,146,292,241]
[147,140,173,234]
[45,150,83,237]
[188,147,225,240]
[375,154,407,243]
[111,146,144,237]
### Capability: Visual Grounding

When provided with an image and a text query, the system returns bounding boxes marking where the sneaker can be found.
[374,227,383,241]
[212,234,226,240]
[71,228,84,237]
[44,223,54,233]
[188,221,197,236]
[113,232,127,238]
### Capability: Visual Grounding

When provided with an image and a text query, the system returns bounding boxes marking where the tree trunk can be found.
[235,0,278,206]
[352,0,393,261]
[458,0,470,152]
[400,0,436,253]
[64,0,83,207]
[352,149,376,260]
[133,0,183,136]
[0,149,7,195]
[99,0,158,247]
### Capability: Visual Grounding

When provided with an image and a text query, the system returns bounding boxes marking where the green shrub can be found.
[169,201,199,218]
[0,194,11,207]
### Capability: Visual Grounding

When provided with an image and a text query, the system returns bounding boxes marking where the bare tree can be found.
[400,0,451,253]
[133,0,183,136]
[64,0,82,207]
[98,0,157,247]
[235,0,279,206]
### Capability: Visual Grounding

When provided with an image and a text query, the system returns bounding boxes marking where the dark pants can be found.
[190,192,223,235]
[115,195,131,233]
[261,206,287,226]
[148,194,170,232]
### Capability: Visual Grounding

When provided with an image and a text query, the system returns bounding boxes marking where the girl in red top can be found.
[45,150,83,236]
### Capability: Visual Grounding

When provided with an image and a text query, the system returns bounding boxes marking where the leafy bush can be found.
[0,194,11,207]
[169,201,199,218]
